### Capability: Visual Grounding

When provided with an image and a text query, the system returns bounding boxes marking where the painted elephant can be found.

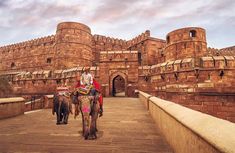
[52,93,72,125]
[77,93,100,140]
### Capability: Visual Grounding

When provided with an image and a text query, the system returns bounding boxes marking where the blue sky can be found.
[0,0,234,49]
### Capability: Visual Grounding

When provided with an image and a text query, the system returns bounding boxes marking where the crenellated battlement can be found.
[219,46,235,56]
[92,34,128,53]
[207,47,220,56]
[11,66,99,81]
[99,50,138,62]
[126,30,150,48]
[150,56,235,74]
[0,35,55,52]
[100,50,138,54]
[92,34,127,45]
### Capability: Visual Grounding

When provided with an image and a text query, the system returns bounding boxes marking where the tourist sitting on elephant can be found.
[80,67,93,87]
[76,68,103,117]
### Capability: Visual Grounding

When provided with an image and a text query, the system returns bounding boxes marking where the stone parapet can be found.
[0,35,55,51]
[138,91,235,153]
[0,97,25,119]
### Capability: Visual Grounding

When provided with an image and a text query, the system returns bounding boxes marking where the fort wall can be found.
[136,27,235,123]
[139,55,235,122]
[0,35,55,73]
[126,30,166,65]
[92,34,127,65]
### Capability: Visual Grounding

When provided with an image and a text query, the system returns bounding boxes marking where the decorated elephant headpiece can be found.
[57,87,69,96]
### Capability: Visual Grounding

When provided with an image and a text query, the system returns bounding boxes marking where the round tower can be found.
[53,22,92,69]
[164,27,207,62]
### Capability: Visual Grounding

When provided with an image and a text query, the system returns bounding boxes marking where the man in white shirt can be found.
[80,67,93,86]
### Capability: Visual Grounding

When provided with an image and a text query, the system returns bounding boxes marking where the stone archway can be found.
[109,72,127,97]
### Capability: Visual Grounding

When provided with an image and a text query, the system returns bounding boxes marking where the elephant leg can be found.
[80,110,85,136]
[90,106,99,139]
[63,103,70,124]
[71,103,74,115]
[94,104,99,134]
[95,119,98,132]
[60,113,63,122]
[56,101,62,124]
[83,114,90,140]
[56,112,60,124]
[94,113,99,138]
[91,104,98,133]
[90,117,96,139]
[84,116,89,140]
[74,104,79,119]
[63,113,69,124]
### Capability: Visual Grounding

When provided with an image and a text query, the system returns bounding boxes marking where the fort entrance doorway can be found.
[109,72,127,97]
[112,75,125,97]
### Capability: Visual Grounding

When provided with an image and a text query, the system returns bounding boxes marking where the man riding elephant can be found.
[78,67,103,116]
[80,67,93,87]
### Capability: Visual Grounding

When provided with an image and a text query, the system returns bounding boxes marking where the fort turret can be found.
[53,22,93,69]
[164,27,207,66]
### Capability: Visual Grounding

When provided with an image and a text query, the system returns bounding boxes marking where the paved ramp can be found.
[0,98,172,153]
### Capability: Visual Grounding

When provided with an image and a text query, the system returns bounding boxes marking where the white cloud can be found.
[0,0,234,48]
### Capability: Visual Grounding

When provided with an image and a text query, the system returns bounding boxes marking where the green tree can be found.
[0,76,12,98]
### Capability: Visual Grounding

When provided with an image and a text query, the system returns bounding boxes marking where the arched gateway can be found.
[109,72,127,97]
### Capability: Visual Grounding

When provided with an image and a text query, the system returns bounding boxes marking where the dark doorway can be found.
[112,75,125,97]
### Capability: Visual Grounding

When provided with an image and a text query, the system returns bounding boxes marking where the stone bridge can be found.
[0,92,235,153]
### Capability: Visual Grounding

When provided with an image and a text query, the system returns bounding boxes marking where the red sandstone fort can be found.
[0,22,235,122]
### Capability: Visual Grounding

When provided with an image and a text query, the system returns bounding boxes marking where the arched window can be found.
[46,58,52,64]
[166,36,170,44]
[138,52,142,65]
[189,30,196,38]
[11,62,15,68]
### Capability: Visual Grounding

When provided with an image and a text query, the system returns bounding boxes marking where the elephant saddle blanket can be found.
[77,85,93,95]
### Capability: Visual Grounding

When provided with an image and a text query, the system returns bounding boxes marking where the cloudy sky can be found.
[0,0,234,48]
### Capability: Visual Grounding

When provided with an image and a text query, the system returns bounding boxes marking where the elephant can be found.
[78,93,100,140]
[52,93,72,125]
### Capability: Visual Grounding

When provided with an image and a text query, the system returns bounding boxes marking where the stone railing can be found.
[138,91,235,153]
[0,97,25,119]
[25,98,45,112]
[0,95,54,120]
[24,95,54,112]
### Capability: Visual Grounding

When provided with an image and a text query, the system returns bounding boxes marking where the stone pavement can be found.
[0,98,173,153]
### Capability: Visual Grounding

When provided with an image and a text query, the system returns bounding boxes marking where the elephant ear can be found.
[89,96,94,101]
